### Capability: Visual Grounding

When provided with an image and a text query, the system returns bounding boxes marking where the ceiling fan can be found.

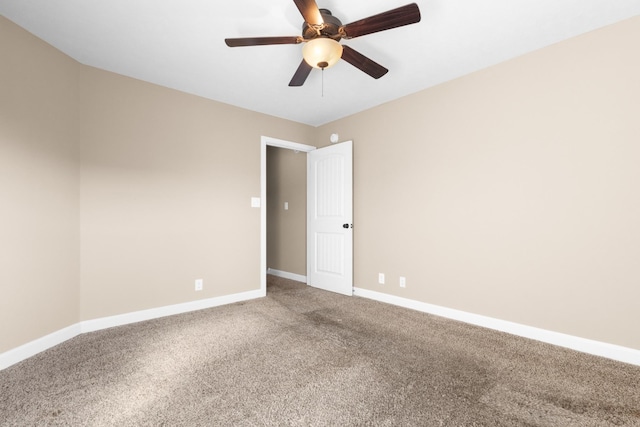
[225,1,421,87]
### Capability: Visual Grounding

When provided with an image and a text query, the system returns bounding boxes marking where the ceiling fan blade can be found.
[340,3,421,39]
[289,60,313,86]
[293,0,324,25]
[341,45,388,79]
[225,36,302,47]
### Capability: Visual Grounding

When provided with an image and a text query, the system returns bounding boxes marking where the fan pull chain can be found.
[321,68,324,97]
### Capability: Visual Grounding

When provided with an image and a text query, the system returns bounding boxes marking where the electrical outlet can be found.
[399,277,406,288]
[195,279,203,291]
[378,273,385,284]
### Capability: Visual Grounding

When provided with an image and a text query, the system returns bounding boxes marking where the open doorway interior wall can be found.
[266,146,307,281]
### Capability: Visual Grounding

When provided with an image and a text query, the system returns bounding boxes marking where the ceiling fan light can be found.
[302,38,343,69]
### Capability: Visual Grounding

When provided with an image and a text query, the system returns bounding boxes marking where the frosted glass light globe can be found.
[302,38,343,69]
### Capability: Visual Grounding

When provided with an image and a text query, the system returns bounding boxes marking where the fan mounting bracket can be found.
[302,9,343,41]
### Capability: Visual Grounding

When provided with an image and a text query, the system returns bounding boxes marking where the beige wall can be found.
[78,67,314,320]
[2,13,640,357]
[266,147,307,276]
[0,17,80,353]
[316,16,640,350]
[0,15,314,351]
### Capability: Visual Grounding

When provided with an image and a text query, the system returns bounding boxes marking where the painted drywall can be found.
[78,67,314,321]
[3,11,640,360]
[0,17,80,353]
[1,14,314,351]
[316,16,640,350]
[266,146,307,276]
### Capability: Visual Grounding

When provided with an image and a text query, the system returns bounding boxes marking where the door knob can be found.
[343,223,353,229]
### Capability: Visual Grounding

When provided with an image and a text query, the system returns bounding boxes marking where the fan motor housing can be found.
[302,9,343,40]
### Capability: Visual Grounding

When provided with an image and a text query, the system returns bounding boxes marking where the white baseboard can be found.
[353,287,640,367]
[0,323,82,371]
[5,286,637,370]
[267,268,307,283]
[80,289,263,333]
[0,289,264,371]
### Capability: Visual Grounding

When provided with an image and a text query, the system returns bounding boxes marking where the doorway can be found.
[260,136,316,296]
[260,136,354,297]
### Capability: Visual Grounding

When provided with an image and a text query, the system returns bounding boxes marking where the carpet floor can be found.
[1,275,639,426]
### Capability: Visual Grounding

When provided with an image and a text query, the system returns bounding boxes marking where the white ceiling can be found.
[1,1,639,126]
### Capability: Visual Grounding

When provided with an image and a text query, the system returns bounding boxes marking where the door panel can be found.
[307,141,353,296]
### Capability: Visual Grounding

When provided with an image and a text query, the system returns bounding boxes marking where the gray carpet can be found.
[1,275,639,426]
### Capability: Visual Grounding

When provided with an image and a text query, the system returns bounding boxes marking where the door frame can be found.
[260,136,316,296]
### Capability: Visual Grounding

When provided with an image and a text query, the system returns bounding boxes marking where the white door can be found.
[307,141,353,296]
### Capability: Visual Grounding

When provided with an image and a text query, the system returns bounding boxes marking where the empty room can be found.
[1,0,639,425]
